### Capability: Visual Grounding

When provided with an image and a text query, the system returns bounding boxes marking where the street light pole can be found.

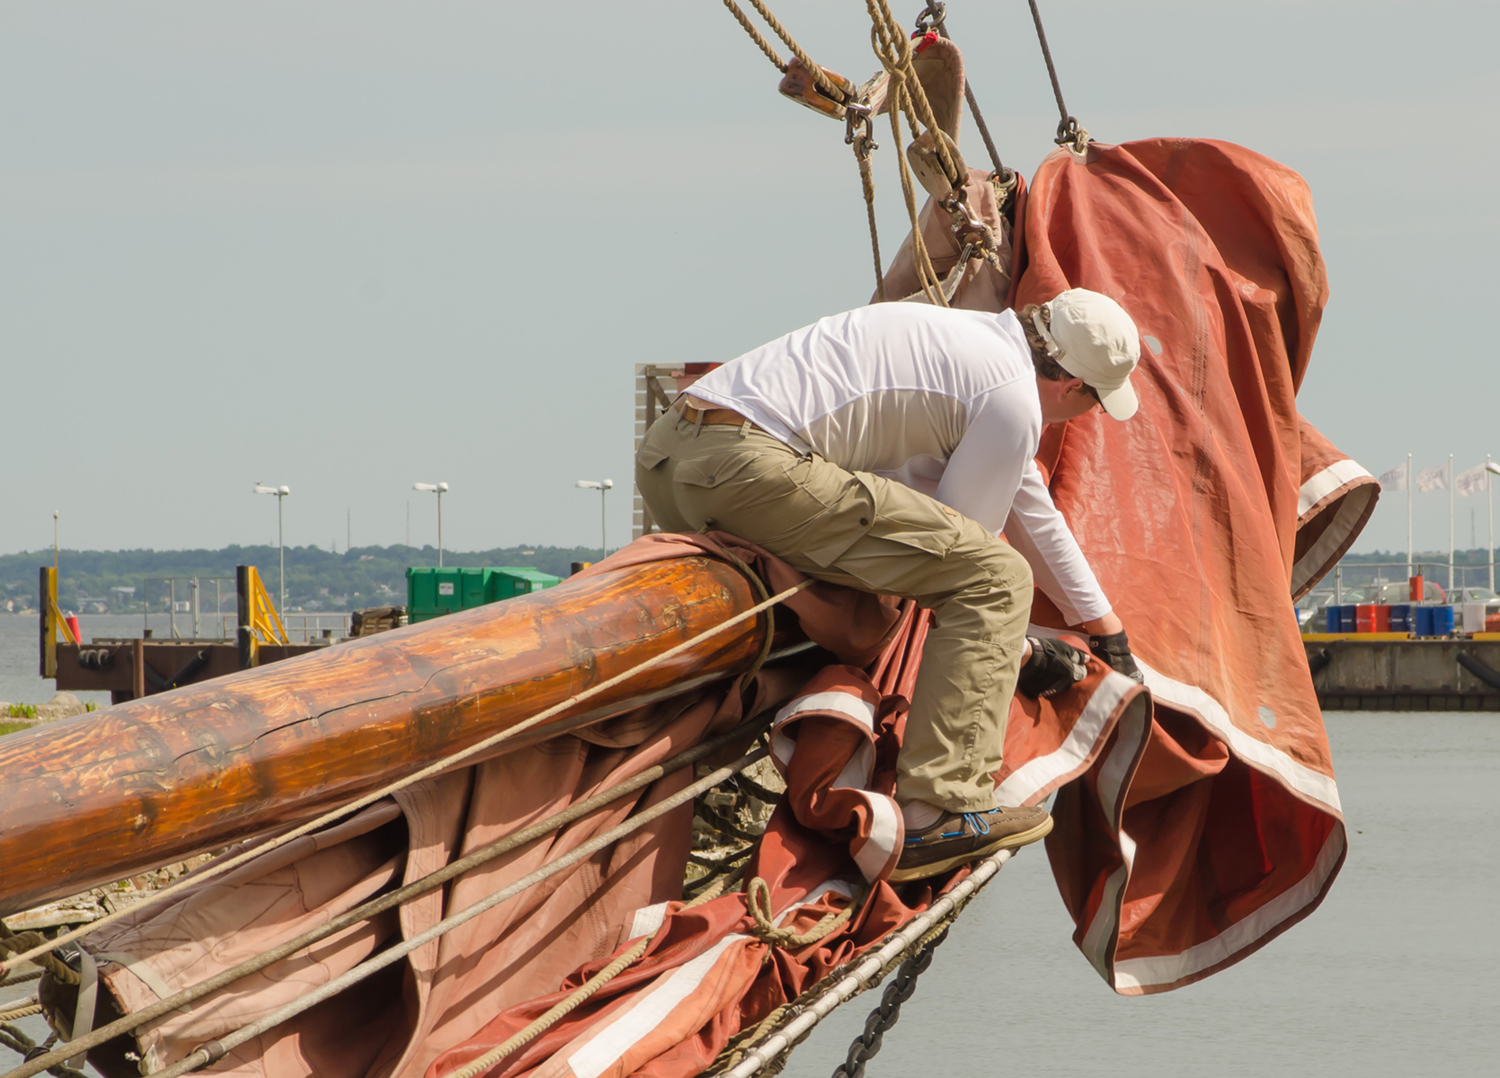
[575,479,614,556]
[1487,458,1500,592]
[253,483,291,612]
[413,483,449,566]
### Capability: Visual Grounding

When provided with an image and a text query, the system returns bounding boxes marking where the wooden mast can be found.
[0,556,769,916]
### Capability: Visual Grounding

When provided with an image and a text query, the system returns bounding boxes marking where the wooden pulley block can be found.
[778,56,856,120]
[905,129,968,201]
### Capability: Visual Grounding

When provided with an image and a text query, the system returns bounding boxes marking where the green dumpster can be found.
[406,566,562,623]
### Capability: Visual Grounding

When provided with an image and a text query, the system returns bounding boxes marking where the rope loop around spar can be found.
[745,877,857,950]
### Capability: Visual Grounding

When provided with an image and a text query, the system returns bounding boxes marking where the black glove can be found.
[1089,630,1144,683]
[1017,637,1090,698]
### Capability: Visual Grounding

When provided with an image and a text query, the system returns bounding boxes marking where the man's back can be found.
[688,304,1037,481]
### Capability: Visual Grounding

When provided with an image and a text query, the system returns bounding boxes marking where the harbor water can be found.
[3,618,1496,1076]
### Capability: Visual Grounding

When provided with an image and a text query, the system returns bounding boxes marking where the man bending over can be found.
[635,290,1144,881]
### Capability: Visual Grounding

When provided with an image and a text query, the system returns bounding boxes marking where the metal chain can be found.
[828,928,949,1078]
[1025,0,1088,150]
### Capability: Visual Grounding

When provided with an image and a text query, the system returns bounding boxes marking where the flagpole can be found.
[1488,453,1494,593]
[1448,453,1455,593]
[1406,453,1413,580]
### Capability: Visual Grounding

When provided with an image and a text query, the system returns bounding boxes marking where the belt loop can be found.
[692,409,705,438]
[739,418,752,438]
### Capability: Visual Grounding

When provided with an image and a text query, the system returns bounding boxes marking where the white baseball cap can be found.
[1031,289,1141,421]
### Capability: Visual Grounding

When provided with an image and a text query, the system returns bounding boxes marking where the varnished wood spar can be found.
[0,557,768,916]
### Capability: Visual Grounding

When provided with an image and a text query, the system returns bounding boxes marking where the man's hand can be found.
[1017,637,1089,698]
[1089,630,1144,683]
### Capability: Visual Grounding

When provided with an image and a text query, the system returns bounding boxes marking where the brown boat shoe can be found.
[888,805,1054,882]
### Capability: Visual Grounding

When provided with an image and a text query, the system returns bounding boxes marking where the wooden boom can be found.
[0,556,769,916]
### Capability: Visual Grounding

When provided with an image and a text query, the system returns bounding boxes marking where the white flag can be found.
[1416,462,1449,492]
[1378,462,1408,491]
[1454,464,1489,498]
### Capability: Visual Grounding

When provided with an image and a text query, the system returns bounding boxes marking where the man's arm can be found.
[1004,461,1112,625]
[1006,466,1142,680]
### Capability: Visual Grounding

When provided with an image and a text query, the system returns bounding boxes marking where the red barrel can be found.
[1355,604,1377,633]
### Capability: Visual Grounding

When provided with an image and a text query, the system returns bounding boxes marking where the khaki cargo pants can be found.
[636,408,1033,812]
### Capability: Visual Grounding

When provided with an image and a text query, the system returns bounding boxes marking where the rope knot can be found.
[745,877,856,950]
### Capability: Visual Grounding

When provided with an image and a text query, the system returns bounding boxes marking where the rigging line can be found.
[856,150,884,301]
[1025,0,1084,146]
[0,577,813,979]
[715,847,1013,1078]
[445,868,746,1078]
[866,0,959,186]
[140,749,772,1078]
[0,720,775,1078]
[718,0,786,73]
[828,928,948,1078]
[743,0,845,102]
[917,3,1009,182]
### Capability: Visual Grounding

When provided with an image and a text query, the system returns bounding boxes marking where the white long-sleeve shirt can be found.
[687,303,1111,624]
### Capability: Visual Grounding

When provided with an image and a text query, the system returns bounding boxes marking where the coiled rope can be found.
[0,576,810,981]
[745,877,857,950]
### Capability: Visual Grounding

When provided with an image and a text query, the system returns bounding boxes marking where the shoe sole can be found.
[887,815,1055,883]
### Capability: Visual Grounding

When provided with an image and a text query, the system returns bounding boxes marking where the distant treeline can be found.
[0,544,606,614]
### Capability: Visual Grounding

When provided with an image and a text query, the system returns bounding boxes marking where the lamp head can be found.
[576,480,602,490]
[278,485,290,496]
[437,482,449,492]
[602,479,614,490]
[413,482,438,493]
[253,484,278,495]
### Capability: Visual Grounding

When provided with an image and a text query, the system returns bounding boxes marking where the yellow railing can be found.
[39,566,78,679]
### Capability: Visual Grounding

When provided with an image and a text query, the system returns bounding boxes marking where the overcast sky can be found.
[2,1,1495,561]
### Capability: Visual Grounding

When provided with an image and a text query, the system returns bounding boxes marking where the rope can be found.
[856,143,885,301]
[0,722,775,1078]
[719,0,786,73]
[0,576,810,980]
[828,929,947,1078]
[744,0,845,102]
[915,3,1011,187]
[0,1024,82,1078]
[0,1005,39,1025]
[865,0,958,185]
[863,2,949,306]
[445,869,744,1078]
[0,974,39,990]
[745,878,855,950]
[0,934,77,989]
[714,847,1014,1078]
[1025,0,1088,150]
[885,87,946,306]
[129,748,774,1078]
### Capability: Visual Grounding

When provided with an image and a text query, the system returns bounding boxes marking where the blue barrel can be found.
[1432,606,1455,636]
[1325,607,1341,632]
[1414,605,1435,637]
[1339,604,1357,632]
[1390,603,1412,632]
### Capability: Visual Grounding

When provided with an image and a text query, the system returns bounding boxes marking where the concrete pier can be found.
[1303,636,1500,711]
